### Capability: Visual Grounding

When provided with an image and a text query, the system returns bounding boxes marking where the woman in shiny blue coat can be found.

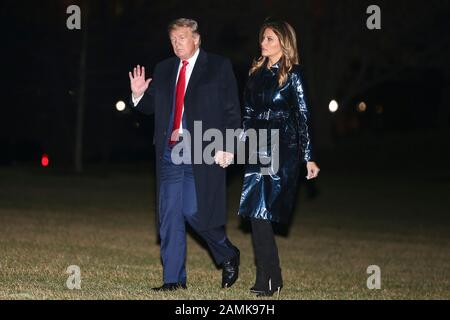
[238,20,320,297]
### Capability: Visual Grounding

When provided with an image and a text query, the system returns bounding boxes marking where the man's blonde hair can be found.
[168,18,201,44]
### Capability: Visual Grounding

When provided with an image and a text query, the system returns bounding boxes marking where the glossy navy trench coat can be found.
[238,61,314,224]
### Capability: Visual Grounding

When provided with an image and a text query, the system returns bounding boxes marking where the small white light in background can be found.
[329,100,339,113]
[116,100,126,111]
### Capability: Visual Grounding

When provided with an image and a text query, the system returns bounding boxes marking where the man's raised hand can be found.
[129,65,152,99]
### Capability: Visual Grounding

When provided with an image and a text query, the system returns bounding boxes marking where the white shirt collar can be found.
[180,47,200,68]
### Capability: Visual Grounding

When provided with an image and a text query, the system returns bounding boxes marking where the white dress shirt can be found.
[132,48,200,134]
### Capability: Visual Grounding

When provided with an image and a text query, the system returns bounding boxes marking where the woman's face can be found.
[260,28,282,60]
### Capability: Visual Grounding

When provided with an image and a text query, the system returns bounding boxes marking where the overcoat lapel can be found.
[184,49,208,111]
[162,58,180,133]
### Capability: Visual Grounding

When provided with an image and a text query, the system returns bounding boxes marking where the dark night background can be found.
[0,0,450,300]
[1,0,449,171]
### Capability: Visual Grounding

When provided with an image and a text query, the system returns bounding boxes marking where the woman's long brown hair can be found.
[249,19,299,87]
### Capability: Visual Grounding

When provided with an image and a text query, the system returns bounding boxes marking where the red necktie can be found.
[169,60,189,146]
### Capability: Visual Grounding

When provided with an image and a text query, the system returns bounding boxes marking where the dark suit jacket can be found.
[133,49,241,231]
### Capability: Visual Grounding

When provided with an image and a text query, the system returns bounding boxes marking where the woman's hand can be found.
[306,161,320,180]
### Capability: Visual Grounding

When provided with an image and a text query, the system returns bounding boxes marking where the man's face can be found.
[169,27,199,60]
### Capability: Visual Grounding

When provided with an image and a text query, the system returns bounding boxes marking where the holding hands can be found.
[215,151,234,168]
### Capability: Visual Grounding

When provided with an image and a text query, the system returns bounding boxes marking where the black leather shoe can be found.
[222,249,240,288]
[152,283,187,291]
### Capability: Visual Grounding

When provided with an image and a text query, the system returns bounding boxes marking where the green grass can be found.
[0,164,449,300]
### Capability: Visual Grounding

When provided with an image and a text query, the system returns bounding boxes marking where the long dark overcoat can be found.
[133,49,241,231]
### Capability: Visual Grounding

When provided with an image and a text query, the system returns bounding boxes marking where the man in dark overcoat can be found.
[129,18,241,291]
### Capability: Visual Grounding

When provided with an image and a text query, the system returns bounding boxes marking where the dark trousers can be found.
[250,218,281,273]
[159,143,236,284]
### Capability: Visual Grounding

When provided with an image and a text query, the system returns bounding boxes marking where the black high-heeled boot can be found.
[256,266,283,298]
[249,267,266,293]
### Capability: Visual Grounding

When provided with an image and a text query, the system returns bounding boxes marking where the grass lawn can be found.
[0,161,449,300]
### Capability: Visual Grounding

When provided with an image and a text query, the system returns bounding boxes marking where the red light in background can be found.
[41,154,49,167]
